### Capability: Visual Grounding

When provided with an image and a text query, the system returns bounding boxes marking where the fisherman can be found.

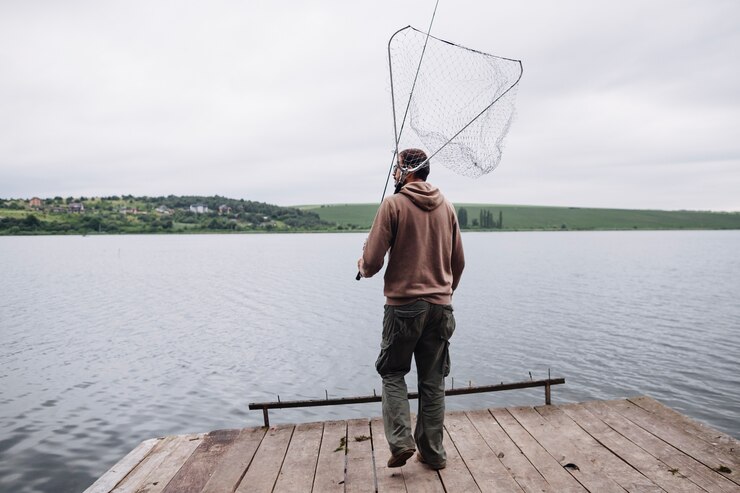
[357,148,465,470]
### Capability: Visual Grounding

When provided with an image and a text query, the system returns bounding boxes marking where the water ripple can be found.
[0,231,739,493]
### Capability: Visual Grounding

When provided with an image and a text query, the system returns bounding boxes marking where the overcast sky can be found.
[1,0,738,210]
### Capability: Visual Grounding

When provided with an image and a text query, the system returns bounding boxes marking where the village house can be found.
[68,202,84,213]
[218,204,232,214]
[29,197,42,209]
[189,204,209,214]
[155,205,172,215]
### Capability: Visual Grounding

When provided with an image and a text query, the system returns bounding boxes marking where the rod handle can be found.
[355,271,362,281]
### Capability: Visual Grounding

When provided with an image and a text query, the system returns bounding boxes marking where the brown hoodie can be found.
[360,181,465,305]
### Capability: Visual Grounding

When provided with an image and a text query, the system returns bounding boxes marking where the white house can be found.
[189,204,209,214]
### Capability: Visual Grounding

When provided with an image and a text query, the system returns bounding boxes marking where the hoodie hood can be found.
[399,181,444,211]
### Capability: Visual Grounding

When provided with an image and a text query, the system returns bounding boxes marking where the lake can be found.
[1,231,739,493]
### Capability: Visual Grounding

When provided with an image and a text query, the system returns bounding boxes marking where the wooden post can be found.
[545,383,551,405]
[262,408,270,427]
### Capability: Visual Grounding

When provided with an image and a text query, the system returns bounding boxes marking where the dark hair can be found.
[399,148,430,181]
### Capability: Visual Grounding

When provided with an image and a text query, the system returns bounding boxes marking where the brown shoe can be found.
[387,449,415,468]
[416,451,446,470]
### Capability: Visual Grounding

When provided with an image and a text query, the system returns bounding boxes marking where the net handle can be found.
[383,0,440,203]
[357,0,441,282]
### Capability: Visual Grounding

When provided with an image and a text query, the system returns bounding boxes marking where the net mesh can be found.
[389,26,522,177]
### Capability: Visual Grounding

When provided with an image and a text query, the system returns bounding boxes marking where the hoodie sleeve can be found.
[360,198,396,278]
[451,206,465,291]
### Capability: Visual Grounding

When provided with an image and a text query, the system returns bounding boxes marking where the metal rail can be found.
[249,377,565,427]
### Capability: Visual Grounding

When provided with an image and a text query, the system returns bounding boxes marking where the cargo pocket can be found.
[392,304,426,342]
[375,306,395,375]
[440,305,456,341]
[375,339,391,375]
[440,305,455,377]
[375,302,425,376]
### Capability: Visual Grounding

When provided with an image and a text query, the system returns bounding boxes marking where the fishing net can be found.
[388,26,522,177]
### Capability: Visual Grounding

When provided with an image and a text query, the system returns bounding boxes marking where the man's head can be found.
[396,148,430,185]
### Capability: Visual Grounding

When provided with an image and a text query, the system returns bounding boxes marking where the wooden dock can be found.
[85,396,739,492]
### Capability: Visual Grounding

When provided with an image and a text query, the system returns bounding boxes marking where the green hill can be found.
[0,195,332,235]
[4,196,738,235]
[299,203,740,231]
[298,204,380,230]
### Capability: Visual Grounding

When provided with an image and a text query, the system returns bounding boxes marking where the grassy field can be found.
[298,204,380,229]
[299,203,740,231]
[5,198,739,234]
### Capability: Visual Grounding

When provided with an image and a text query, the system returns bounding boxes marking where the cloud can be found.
[1,0,738,210]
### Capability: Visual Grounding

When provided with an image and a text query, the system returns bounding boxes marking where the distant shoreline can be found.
[5,227,740,237]
[301,203,740,232]
[3,196,740,235]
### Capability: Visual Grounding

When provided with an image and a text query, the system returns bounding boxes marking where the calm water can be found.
[1,231,739,493]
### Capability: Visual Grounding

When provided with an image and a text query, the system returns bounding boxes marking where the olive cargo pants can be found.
[375,300,455,467]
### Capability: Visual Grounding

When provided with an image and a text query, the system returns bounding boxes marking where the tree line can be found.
[0,195,334,235]
[457,207,503,229]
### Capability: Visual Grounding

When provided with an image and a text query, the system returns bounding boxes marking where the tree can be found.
[82,215,102,232]
[480,209,496,228]
[23,214,41,228]
[458,207,468,227]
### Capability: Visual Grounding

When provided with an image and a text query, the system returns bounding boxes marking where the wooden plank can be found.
[234,424,294,493]
[490,407,586,493]
[109,437,178,493]
[437,425,481,492]
[586,400,740,493]
[110,435,192,493]
[392,413,446,492]
[88,399,739,493]
[84,438,161,493]
[273,421,324,492]
[466,409,554,493]
[609,399,740,485]
[444,410,524,492]
[628,396,740,459]
[370,417,408,493]
[507,406,626,493]
[159,429,240,493]
[397,454,446,493]
[345,418,375,493]
[561,403,705,493]
[536,404,661,492]
[618,398,740,461]
[398,443,446,493]
[200,427,267,493]
[132,433,204,493]
[312,420,347,492]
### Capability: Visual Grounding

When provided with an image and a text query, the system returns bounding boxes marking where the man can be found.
[357,148,465,470]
